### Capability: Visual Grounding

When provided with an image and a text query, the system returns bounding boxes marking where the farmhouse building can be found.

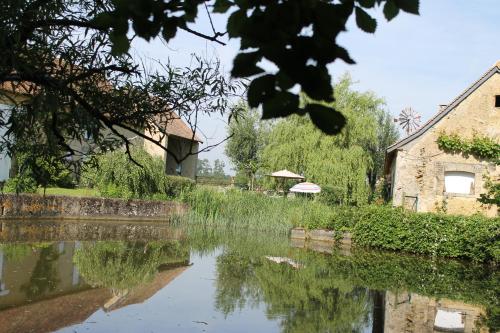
[0,85,201,181]
[385,61,500,217]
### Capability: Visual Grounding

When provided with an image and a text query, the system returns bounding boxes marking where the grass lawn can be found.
[36,187,99,197]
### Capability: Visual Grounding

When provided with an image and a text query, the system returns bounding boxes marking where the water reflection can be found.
[0,220,495,333]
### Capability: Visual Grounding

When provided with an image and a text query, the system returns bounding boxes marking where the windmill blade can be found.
[397,107,421,135]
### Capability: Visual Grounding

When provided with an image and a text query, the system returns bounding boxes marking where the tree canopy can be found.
[261,75,398,204]
[225,103,269,189]
[0,0,418,166]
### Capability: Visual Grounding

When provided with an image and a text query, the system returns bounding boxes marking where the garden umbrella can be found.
[270,169,305,180]
[269,169,305,195]
[289,182,321,194]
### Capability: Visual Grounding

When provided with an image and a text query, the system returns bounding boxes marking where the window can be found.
[495,95,500,107]
[444,171,475,195]
[175,163,182,175]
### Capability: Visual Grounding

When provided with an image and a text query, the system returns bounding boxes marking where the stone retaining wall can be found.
[0,194,187,221]
[291,227,352,247]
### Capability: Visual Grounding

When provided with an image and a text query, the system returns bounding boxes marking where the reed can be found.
[179,186,334,234]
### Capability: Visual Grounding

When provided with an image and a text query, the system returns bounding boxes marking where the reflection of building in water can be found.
[384,291,487,333]
[0,241,190,333]
[0,242,88,310]
[103,266,189,312]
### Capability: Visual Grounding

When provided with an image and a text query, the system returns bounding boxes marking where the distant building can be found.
[141,113,202,179]
[385,61,500,217]
[0,87,201,181]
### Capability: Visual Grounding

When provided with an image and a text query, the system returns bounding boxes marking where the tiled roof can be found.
[387,62,500,153]
[157,112,203,143]
[0,78,203,143]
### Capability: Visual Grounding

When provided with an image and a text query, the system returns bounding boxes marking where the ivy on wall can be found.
[436,132,500,164]
[437,132,500,207]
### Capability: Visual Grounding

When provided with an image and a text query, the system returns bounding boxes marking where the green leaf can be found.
[300,66,333,101]
[109,31,130,55]
[91,12,114,29]
[383,0,400,21]
[213,0,233,13]
[395,0,419,14]
[357,0,376,8]
[247,75,275,108]
[355,7,377,33]
[162,18,179,41]
[231,52,264,77]
[335,46,355,65]
[262,92,299,119]
[227,9,246,38]
[276,71,295,90]
[305,104,346,135]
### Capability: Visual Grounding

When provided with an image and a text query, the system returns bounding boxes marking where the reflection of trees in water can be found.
[73,241,188,292]
[0,242,52,263]
[214,250,371,333]
[21,245,60,300]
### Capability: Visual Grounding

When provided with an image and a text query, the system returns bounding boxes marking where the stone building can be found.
[385,61,500,217]
[136,113,202,179]
[0,85,202,180]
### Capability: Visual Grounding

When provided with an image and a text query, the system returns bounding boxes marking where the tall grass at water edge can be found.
[179,186,338,234]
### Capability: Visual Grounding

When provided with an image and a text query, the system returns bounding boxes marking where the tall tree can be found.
[196,158,212,177]
[262,75,397,204]
[225,103,269,190]
[0,0,419,169]
[368,109,399,192]
[212,159,226,177]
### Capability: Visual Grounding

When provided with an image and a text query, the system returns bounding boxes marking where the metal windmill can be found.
[394,107,421,135]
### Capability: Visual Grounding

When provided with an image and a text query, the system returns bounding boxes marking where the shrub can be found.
[82,148,194,200]
[4,174,38,193]
[4,152,73,193]
[352,205,500,262]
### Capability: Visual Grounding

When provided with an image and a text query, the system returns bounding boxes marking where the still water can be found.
[0,220,497,333]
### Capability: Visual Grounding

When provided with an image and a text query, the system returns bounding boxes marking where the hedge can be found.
[352,205,500,262]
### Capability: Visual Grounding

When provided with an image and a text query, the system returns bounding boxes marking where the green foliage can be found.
[479,175,500,206]
[4,151,72,194]
[180,186,336,234]
[352,205,500,262]
[73,240,189,292]
[196,158,212,176]
[261,75,397,204]
[21,245,61,300]
[82,148,194,199]
[205,229,497,332]
[0,0,419,172]
[437,132,500,208]
[225,103,270,190]
[437,132,500,163]
[212,159,226,177]
[196,158,227,178]
[4,173,37,194]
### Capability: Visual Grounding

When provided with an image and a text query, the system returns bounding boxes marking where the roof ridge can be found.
[387,64,500,152]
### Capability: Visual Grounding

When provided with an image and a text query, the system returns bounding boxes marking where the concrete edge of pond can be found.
[0,193,187,222]
[291,227,352,247]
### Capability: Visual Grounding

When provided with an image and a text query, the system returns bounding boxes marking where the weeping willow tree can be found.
[262,75,398,205]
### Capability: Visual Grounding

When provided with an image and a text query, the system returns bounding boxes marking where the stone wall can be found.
[391,71,500,217]
[0,194,187,221]
[290,227,352,248]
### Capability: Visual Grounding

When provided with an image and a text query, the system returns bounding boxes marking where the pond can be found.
[0,220,497,333]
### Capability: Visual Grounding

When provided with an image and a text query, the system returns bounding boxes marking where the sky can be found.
[131,1,500,173]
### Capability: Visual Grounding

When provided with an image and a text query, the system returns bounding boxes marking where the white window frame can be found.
[444,171,475,195]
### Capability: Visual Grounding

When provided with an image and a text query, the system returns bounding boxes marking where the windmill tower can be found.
[394,107,421,136]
